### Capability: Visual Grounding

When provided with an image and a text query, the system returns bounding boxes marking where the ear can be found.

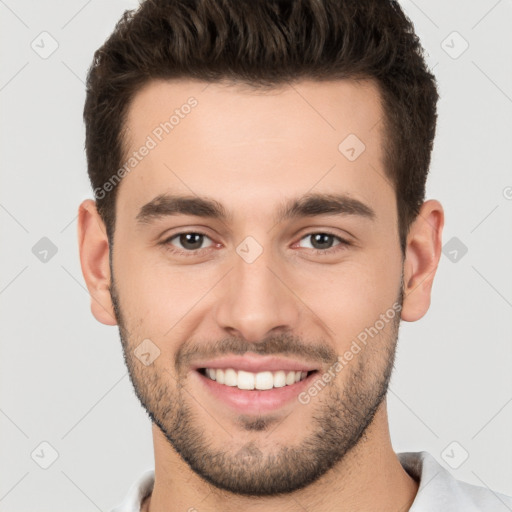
[77,199,117,326]
[401,199,444,322]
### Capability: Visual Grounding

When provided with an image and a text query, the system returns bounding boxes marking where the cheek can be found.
[113,246,218,338]
[301,255,402,348]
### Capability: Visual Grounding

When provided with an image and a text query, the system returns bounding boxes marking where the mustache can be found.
[176,333,338,373]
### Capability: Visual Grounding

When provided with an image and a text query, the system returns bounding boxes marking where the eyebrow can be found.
[135,192,376,225]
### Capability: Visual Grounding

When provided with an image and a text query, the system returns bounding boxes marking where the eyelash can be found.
[160,231,351,257]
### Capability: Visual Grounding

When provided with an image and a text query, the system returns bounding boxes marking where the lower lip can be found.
[194,370,317,414]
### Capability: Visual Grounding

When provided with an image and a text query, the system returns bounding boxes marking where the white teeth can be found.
[237,370,255,390]
[204,368,310,390]
[273,370,286,388]
[224,368,237,386]
[285,371,296,385]
[255,371,273,390]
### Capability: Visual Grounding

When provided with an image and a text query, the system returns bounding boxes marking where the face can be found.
[108,78,406,495]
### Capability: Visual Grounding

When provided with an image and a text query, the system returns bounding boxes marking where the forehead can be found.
[118,77,391,223]
[124,77,384,149]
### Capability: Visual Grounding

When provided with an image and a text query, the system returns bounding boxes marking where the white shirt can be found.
[110,451,512,511]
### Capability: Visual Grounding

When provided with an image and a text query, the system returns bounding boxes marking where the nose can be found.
[213,243,302,344]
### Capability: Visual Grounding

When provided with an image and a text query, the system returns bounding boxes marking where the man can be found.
[77,0,512,510]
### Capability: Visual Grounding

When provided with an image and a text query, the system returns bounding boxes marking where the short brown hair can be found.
[84,0,439,252]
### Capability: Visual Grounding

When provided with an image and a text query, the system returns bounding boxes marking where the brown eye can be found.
[311,233,336,250]
[163,232,214,253]
[298,233,346,251]
[177,233,205,250]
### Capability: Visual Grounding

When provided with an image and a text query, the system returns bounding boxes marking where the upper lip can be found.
[191,354,319,373]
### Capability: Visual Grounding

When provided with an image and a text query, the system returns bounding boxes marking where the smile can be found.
[199,368,313,390]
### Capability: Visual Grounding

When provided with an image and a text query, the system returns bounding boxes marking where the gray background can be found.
[1,0,511,510]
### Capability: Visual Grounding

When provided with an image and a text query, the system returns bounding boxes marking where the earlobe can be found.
[77,199,118,326]
[401,199,444,322]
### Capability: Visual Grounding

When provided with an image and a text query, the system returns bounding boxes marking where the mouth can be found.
[190,355,320,414]
[197,367,316,390]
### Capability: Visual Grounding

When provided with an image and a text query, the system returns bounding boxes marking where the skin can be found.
[78,78,444,511]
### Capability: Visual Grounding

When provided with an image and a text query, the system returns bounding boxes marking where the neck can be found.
[144,400,418,512]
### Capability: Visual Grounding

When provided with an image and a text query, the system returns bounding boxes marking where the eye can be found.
[297,232,350,254]
[162,231,214,254]
[160,230,350,258]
